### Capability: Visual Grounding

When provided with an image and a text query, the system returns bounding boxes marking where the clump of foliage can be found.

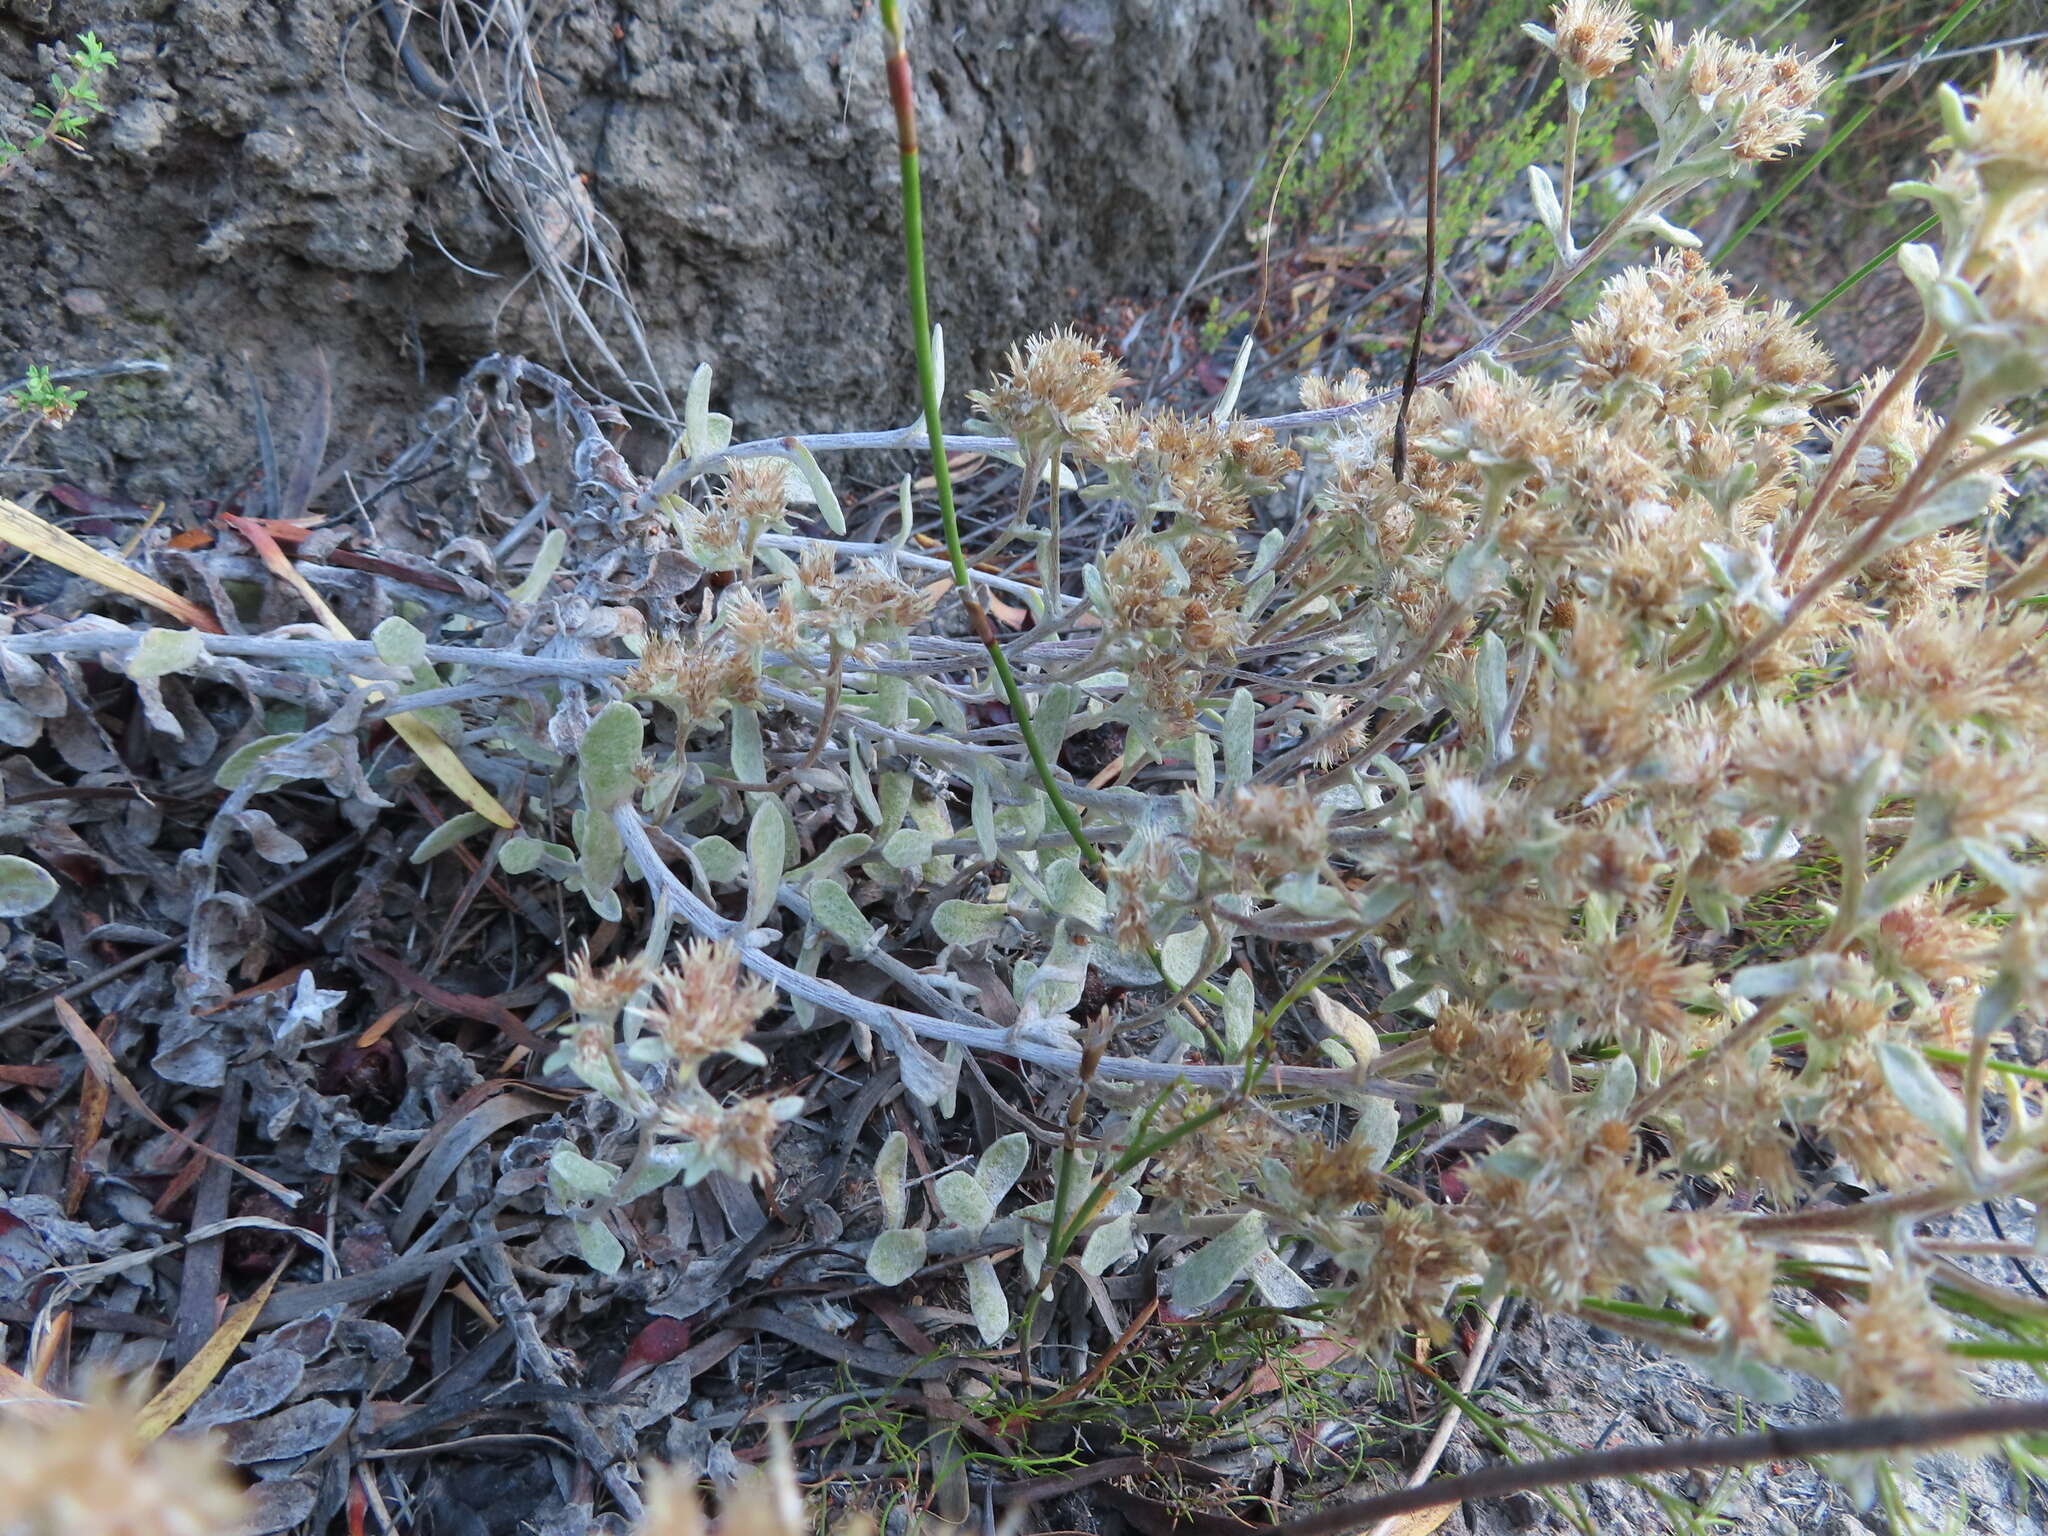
[0,31,116,172]
[1260,0,1629,267]
[8,4,2048,1529]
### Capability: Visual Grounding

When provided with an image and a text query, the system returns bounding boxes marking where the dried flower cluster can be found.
[14,8,2048,1524]
[0,1388,246,1536]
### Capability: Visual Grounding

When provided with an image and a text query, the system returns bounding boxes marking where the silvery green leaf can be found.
[691,834,745,883]
[683,362,713,457]
[729,706,765,788]
[866,1226,926,1287]
[548,1142,620,1203]
[1031,684,1077,761]
[789,438,846,534]
[970,769,999,860]
[1443,529,1503,603]
[509,527,566,603]
[1527,164,1565,253]
[127,627,205,679]
[878,771,913,838]
[371,615,428,673]
[1224,688,1255,787]
[1160,926,1213,990]
[1477,629,1509,759]
[975,1132,1029,1205]
[1210,334,1254,421]
[579,701,645,813]
[807,877,876,953]
[881,828,936,869]
[1249,1248,1318,1311]
[1080,1213,1135,1275]
[575,808,625,910]
[213,733,303,791]
[1021,1222,1048,1288]
[499,836,572,875]
[893,473,914,547]
[935,1169,995,1236]
[1171,1213,1266,1310]
[933,900,1007,947]
[614,1144,693,1202]
[0,855,58,918]
[1350,1094,1399,1172]
[876,1130,910,1229]
[1222,968,1254,1056]
[1482,1133,1544,1180]
[1590,1053,1638,1119]
[1191,730,1215,797]
[788,833,873,885]
[1043,857,1105,923]
[1877,1040,1969,1158]
[411,811,492,864]
[575,1218,625,1276]
[964,1254,1009,1345]
[744,798,785,931]
[1632,211,1702,248]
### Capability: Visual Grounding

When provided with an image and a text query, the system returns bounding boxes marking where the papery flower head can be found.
[550,946,657,1026]
[1526,0,1638,104]
[971,326,1128,444]
[636,939,776,1069]
[1943,52,2048,196]
[656,1091,805,1187]
[0,1382,248,1536]
[1646,24,1831,162]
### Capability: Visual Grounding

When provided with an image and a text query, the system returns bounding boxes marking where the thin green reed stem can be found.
[1799,214,1937,324]
[1713,0,1986,264]
[877,0,1100,870]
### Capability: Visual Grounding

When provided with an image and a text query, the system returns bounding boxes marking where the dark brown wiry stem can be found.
[1250,1400,2048,1536]
[1391,0,1442,483]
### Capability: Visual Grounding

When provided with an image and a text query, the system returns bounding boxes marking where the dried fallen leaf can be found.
[0,494,222,632]
[135,1258,289,1441]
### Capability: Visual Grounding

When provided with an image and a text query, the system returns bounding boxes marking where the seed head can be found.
[637,939,776,1069]
[971,326,1128,445]
[1532,0,1639,87]
[1946,52,2048,196]
[0,1382,248,1536]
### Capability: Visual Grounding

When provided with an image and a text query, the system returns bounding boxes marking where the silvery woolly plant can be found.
[15,3,2048,1516]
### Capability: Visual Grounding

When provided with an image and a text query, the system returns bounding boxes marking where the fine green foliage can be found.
[0,31,117,171]
[1261,0,1626,265]
[4,364,87,427]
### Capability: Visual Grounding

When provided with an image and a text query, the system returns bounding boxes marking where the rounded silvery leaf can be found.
[964,1255,1009,1346]
[934,1169,994,1237]
[975,1132,1030,1206]
[0,855,58,918]
[575,1218,625,1276]
[876,1130,910,1230]
[1170,1212,1267,1311]
[866,1227,926,1287]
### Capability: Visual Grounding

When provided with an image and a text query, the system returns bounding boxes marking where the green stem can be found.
[876,1,1099,871]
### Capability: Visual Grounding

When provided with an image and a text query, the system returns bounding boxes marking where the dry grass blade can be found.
[221,514,516,828]
[0,495,222,633]
[133,1257,289,1441]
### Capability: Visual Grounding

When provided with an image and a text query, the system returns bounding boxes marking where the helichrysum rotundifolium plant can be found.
[20,5,2048,1522]
[505,11,2048,1456]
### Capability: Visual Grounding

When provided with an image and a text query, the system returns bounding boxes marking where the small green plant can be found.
[5,364,87,427]
[0,31,117,171]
